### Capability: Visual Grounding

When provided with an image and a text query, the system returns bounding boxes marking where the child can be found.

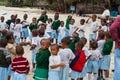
[57,21,66,44]
[34,39,51,80]
[45,18,53,37]
[71,41,86,80]
[69,19,77,37]
[37,11,48,23]
[59,37,75,80]
[13,18,22,44]
[11,45,30,80]
[30,29,39,71]
[100,32,113,80]
[0,38,11,80]
[49,44,65,80]
[51,13,61,42]
[65,15,72,30]
[29,17,37,40]
[75,19,85,38]
[99,19,108,32]
[86,14,99,41]
[0,16,8,31]
[87,40,101,80]
[21,14,30,43]
[69,32,80,53]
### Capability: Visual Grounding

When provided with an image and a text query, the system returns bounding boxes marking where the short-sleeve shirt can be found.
[13,24,22,38]
[49,54,61,71]
[59,48,75,64]
[0,22,7,30]
[69,24,77,36]
[76,25,85,38]
[97,40,105,53]
[89,49,101,61]
[88,21,99,34]
[58,26,66,36]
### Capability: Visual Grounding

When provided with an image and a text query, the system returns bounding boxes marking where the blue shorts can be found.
[99,55,111,70]
[47,32,52,37]
[51,30,57,39]
[32,49,37,63]
[89,34,96,41]
[22,28,29,38]
[12,72,26,80]
[0,67,8,80]
[29,32,33,40]
[15,38,20,44]
[71,63,87,79]
[49,70,60,80]
[59,65,69,80]
[87,60,99,73]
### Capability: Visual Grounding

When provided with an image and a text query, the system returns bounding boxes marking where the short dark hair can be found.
[61,37,70,45]
[81,19,85,23]
[105,31,111,39]
[32,29,38,37]
[90,40,98,49]
[6,33,14,41]
[75,41,84,50]
[16,45,24,55]
[50,44,59,50]
[0,38,7,48]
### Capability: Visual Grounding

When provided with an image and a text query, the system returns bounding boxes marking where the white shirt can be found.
[97,40,105,53]
[83,46,91,57]
[10,22,15,33]
[13,24,22,38]
[32,36,40,51]
[76,25,85,38]
[89,49,101,61]
[69,24,77,36]
[49,54,61,71]
[0,22,8,30]
[45,23,53,32]
[101,25,108,31]
[102,9,110,18]
[59,48,75,64]
[21,19,30,28]
[58,26,66,36]
[89,21,99,34]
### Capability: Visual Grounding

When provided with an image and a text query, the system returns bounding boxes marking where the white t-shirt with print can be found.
[69,24,77,36]
[13,24,22,38]
[76,25,85,38]
[49,54,61,71]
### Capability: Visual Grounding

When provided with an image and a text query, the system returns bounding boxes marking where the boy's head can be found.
[98,30,105,40]
[32,17,37,24]
[72,32,78,41]
[104,31,111,40]
[16,18,21,24]
[32,29,38,37]
[75,41,84,50]
[92,14,97,21]
[80,19,85,25]
[80,37,87,46]
[61,37,70,48]
[50,44,59,55]
[68,15,72,20]
[23,14,28,20]
[6,32,14,44]
[1,16,5,22]
[0,38,7,48]
[1,29,8,37]
[71,19,75,25]
[60,21,64,27]
[54,12,59,20]
[48,18,52,23]
[16,45,24,56]
[42,10,47,15]
[101,19,107,26]
[38,27,45,37]
[41,39,50,50]
[90,40,98,49]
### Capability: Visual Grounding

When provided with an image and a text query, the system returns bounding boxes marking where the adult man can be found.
[110,6,120,80]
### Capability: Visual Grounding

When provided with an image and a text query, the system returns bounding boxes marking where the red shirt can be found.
[110,16,120,49]
[11,56,30,74]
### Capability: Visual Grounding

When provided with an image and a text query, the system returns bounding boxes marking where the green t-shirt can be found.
[6,20,12,26]
[37,15,48,23]
[29,23,37,32]
[36,48,50,69]
[69,37,80,53]
[102,39,113,55]
[65,18,71,30]
[52,20,61,30]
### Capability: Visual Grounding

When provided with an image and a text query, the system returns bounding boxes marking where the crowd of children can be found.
[0,10,115,80]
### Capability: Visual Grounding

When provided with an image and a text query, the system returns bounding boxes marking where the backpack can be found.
[69,50,86,72]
